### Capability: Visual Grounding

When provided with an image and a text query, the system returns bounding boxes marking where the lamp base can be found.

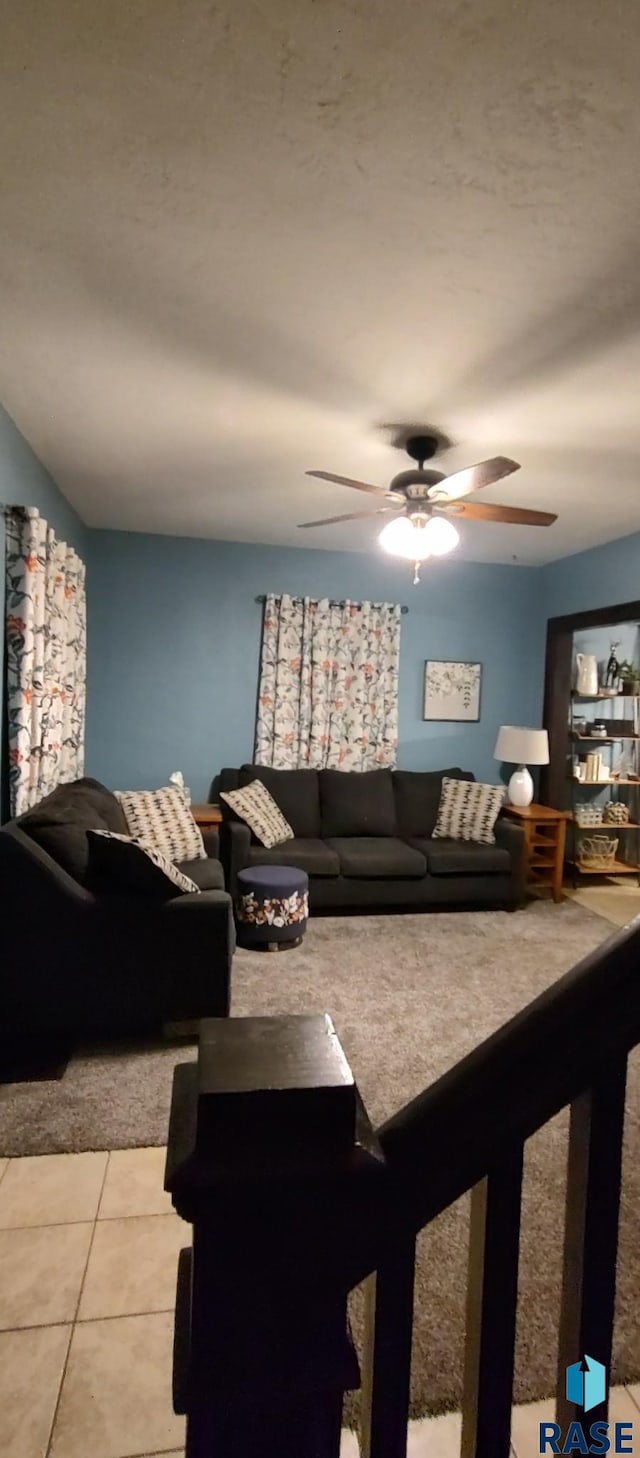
[507,766,534,807]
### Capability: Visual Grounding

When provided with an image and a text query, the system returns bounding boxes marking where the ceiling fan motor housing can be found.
[390,468,446,500]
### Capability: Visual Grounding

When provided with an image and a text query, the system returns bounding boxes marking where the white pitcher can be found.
[575,653,599,696]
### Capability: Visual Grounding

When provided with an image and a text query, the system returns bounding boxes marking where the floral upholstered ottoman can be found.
[236,865,309,951]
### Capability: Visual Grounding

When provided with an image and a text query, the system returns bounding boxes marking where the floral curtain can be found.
[255,593,401,769]
[5,506,86,817]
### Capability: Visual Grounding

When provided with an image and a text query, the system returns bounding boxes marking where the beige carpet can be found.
[230,900,640,1418]
[2,898,637,1416]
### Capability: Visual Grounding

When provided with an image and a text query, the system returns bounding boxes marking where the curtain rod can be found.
[255,594,408,614]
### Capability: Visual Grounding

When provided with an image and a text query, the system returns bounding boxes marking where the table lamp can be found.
[494,725,549,807]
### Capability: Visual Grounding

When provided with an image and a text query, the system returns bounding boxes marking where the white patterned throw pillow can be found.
[88,830,200,897]
[432,778,505,845]
[115,786,206,861]
[220,780,293,849]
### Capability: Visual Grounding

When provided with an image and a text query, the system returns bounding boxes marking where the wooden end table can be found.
[502,802,569,903]
[191,803,222,828]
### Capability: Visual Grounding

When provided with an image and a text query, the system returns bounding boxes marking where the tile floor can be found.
[0,1147,638,1458]
[567,876,640,927]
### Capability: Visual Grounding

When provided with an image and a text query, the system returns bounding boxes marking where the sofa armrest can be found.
[494,816,526,903]
[162,887,235,975]
[0,824,236,1034]
[91,888,236,1021]
[108,887,235,954]
[219,820,251,895]
[161,888,232,924]
[152,889,236,1017]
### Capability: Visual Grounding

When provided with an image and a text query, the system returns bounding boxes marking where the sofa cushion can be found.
[326,836,426,878]
[320,770,397,838]
[88,830,201,898]
[392,768,474,839]
[411,837,511,876]
[247,838,341,877]
[220,781,293,848]
[72,778,129,834]
[238,765,320,838]
[177,857,226,891]
[433,778,505,845]
[19,777,129,884]
[116,786,206,861]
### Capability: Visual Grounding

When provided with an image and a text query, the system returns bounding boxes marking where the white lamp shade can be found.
[494,725,549,765]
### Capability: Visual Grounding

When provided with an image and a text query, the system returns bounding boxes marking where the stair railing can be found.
[166,915,640,1458]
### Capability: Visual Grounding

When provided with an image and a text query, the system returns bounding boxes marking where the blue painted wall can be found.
[0,404,86,557]
[0,404,87,816]
[85,530,543,801]
[5,390,636,811]
[539,529,640,619]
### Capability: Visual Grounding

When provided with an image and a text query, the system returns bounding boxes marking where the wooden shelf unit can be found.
[569,689,640,886]
[568,859,640,876]
[573,691,639,702]
[570,816,640,829]
[571,734,640,743]
[569,777,640,786]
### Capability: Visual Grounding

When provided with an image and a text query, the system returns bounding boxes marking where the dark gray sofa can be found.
[0,778,235,1041]
[218,765,526,911]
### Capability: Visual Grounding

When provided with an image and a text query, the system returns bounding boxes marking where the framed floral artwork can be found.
[423,660,482,722]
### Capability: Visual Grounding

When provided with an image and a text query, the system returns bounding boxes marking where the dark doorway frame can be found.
[541,599,640,808]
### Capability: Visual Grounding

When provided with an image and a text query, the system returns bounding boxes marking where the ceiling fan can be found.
[299,434,557,583]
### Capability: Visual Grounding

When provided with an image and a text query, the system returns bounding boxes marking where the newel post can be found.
[165,1014,385,1458]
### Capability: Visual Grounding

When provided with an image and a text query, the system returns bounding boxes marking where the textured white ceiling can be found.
[1,0,640,564]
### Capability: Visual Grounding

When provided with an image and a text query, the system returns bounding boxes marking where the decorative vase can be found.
[575,653,599,696]
[507,766,534,807]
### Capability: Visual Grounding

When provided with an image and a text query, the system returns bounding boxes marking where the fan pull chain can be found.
[413,560,421,585]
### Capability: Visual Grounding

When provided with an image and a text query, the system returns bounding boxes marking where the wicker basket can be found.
[578,834,619,870]
[603,801,630,825]
[575,805,603,827]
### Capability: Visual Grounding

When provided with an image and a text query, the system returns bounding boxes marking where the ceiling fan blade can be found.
[298,507,401,529]
[428,456,521,502]
[306,470,398,501]
[444,500,557,526]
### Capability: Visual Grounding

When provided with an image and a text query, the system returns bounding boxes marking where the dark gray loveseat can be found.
[219,765,526,911]
[0,777,235,1041]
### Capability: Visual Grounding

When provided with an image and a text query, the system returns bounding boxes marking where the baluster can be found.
[461,1145,524,1458]
[556,1058,627,1428]
[359,1235,416,1458]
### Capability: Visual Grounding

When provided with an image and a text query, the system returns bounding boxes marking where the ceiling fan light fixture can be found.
[423,515,460,556]
[378,514,432,562]
[378,513,460,578]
